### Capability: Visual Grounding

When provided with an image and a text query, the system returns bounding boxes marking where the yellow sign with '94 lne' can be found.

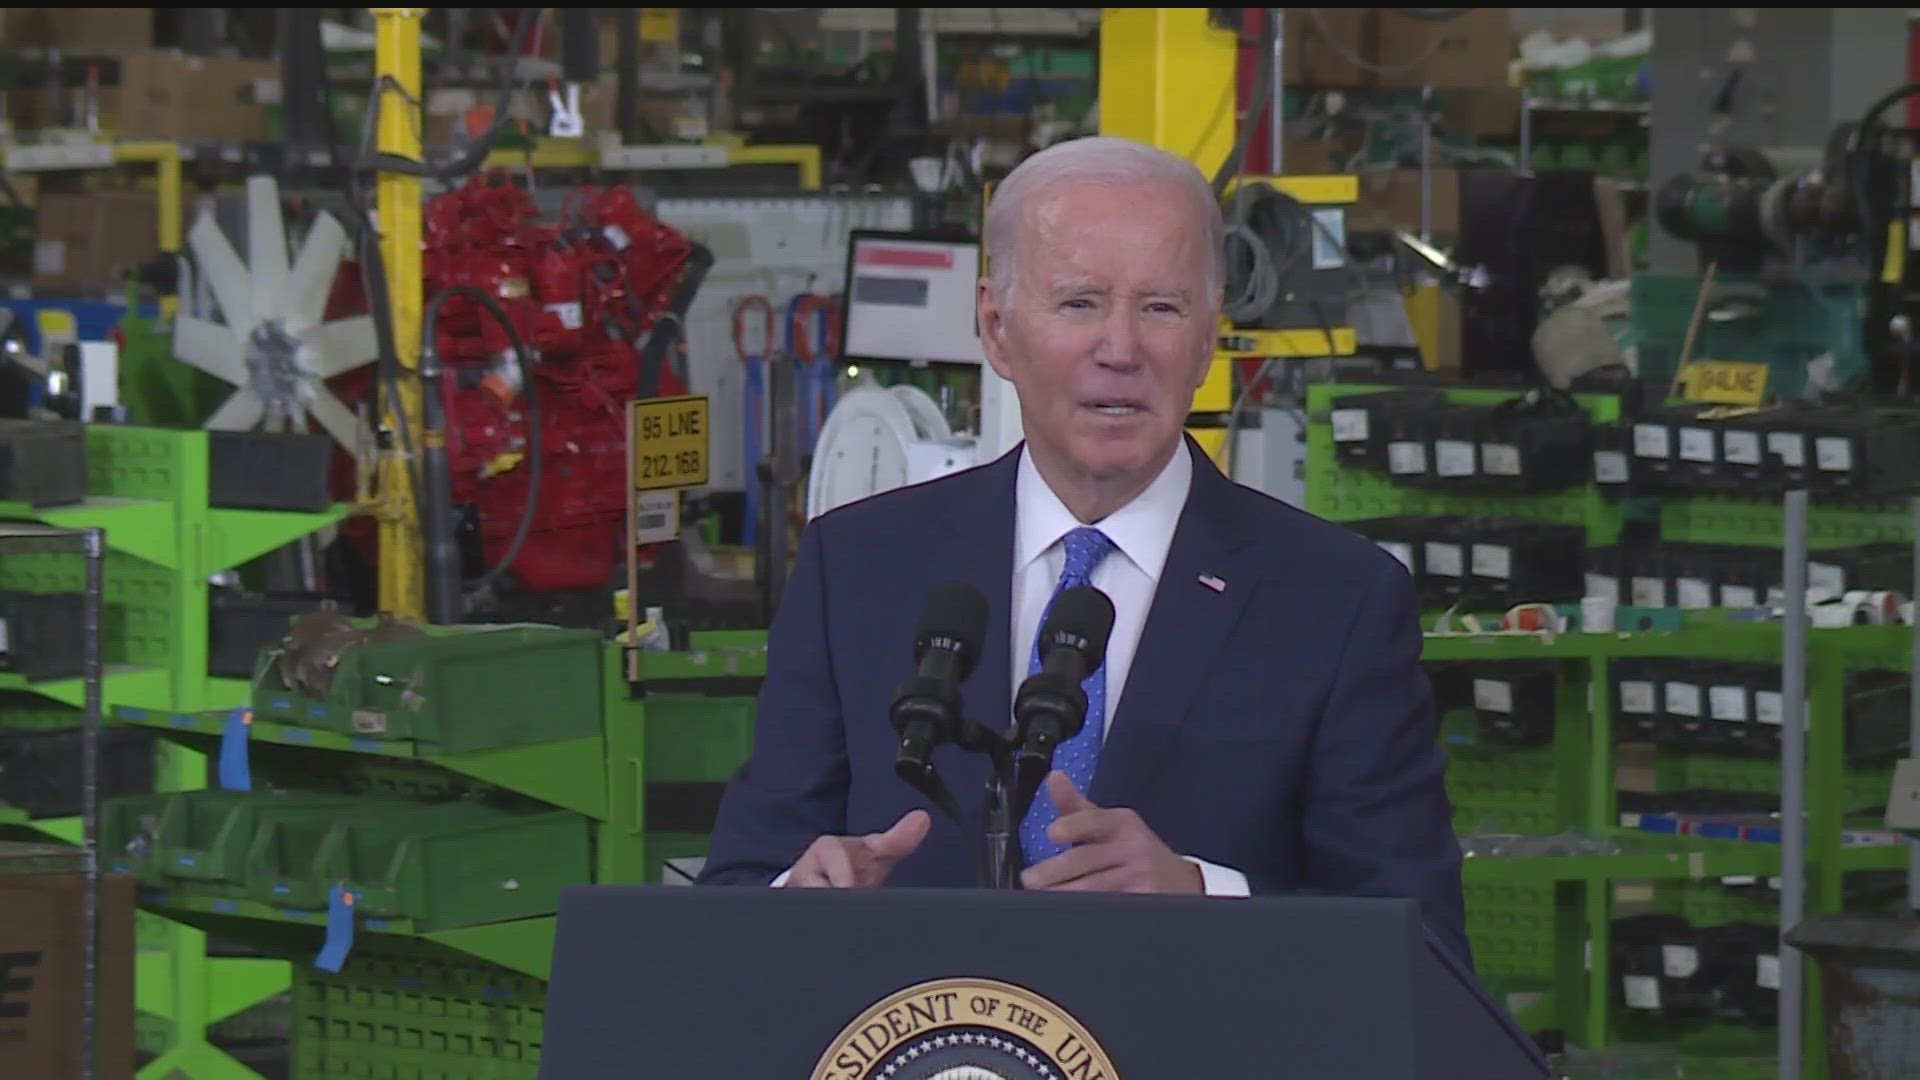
[629,394,710,492]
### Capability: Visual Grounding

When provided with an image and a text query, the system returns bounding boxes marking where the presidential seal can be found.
[810,977,1120,1080]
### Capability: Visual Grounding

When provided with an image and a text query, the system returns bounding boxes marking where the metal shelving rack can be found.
[0,423,347,1079]
[0,520,107,1080]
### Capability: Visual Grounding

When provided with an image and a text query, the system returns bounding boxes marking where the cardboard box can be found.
[1374,8,1514,90]
[0,9,153,52]
[118,52,276,142]
[1278,135,1364,175]
[1443,88,1522,139]
[33,190,165,289]
[7,89,125,134]
[1349,168,1461,238]
[1284,9,1375,88]
[0,867,137,1080]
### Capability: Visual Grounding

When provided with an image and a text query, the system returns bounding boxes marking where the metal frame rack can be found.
[0,520,106,1080]
[0,423,346,1078]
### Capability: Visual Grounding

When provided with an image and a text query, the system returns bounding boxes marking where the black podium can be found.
[539,886,1549,1078]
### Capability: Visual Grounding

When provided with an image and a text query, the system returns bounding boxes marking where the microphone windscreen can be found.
[1040,584,1116,667]
[915,582,991,673]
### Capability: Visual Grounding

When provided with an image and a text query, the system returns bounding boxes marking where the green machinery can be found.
[1635,114,1920,398]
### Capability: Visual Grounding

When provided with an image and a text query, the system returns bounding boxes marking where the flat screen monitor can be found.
[840,230,986,366]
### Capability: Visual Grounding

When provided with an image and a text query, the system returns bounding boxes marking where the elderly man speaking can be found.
[697,135,1470,970]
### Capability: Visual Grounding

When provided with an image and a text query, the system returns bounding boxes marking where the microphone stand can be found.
[899,717,1056,890]
[955,717,1024,890]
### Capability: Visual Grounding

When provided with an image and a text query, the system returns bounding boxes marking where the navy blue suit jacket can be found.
[698,437,1472,969]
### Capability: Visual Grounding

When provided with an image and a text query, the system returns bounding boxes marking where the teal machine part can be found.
[1628,271,1871,398]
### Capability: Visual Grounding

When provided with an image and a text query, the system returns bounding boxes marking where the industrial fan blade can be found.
[172,315,248,386]
[247,176,292,319]
[301,315,379,378]
[285,211,350,332]
[206,389,266,431]
[303,384,365,451]
[189,213,256,338]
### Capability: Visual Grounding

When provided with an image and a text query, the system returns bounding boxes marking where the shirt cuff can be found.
[1183,857,1251,897]
[770,868,792,888]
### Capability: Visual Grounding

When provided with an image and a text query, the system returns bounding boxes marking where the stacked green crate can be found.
[290,942,546,1080]
[1304,381,1624,546]
[1661,494,1912,551]
[1306,381,1622,988]
[1425,623,1911,1080]
[0,423,345,1077]
[108,628,766,1076]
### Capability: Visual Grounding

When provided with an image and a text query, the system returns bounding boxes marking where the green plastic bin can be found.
[644,694,756,783]
[242,797,445,908]
[251,625,603,754]
[301,801,592,931]
[108,791,362,896]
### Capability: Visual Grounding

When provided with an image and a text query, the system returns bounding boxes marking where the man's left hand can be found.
[1020,771,1204,894]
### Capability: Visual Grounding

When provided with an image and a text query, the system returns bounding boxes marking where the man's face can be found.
[978,179,1217,490]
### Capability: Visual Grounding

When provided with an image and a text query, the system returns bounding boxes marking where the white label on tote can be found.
[1619,681,1656,714]
[1623,975,1661,1009]
[1331,408,1369,442]
[1473,679,1514,713]
[1665,682,1702,717]
[1709,686,1749,722]
[1723,430,1761,465]
[1482,443,1521,476]
[1678,427,1716,463]
[1435,439,1477,477]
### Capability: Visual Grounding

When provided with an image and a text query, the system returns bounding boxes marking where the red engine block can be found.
[331,170,695,594]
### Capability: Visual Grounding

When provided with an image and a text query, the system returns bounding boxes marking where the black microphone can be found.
[890,583,990,779]
[1011,585,1116,781]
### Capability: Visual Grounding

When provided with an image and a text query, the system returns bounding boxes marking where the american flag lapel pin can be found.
[1198,573,1226,593]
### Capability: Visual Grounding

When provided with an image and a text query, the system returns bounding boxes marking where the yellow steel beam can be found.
[374,7,427,621]
[111,141,183,252]
[1098,8,1238,173]
[477,139,824,190]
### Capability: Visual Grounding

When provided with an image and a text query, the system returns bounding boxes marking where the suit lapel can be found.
[1092,440,1260,806]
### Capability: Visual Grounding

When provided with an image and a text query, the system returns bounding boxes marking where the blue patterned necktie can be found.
[1019,526,1116,866]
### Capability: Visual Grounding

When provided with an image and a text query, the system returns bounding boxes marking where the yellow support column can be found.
[1097,8,1239,172]
[1100,9,1242,472]
[373,8,427,620]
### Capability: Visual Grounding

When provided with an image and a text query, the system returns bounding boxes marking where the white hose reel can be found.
[805,382,978,521]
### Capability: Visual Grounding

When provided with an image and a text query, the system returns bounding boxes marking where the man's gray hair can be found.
[983,135,1225,303]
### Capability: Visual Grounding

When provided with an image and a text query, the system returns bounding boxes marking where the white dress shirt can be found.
[1012,441,1250,897]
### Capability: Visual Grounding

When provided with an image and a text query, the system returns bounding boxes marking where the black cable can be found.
[310,12,543,616]
[1846,83,1920,261]
[1209,12,1278,200]
[341,9,544,184]
[422,284,543,601]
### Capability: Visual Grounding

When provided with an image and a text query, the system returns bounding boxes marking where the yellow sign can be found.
[639,9,678,42]
[811,977,1120,1080]
[629,394,709,491]
[1677,360,1769,406]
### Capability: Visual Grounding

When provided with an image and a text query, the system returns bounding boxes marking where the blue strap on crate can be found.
[218,708,252,792]
[315,884,355,973]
